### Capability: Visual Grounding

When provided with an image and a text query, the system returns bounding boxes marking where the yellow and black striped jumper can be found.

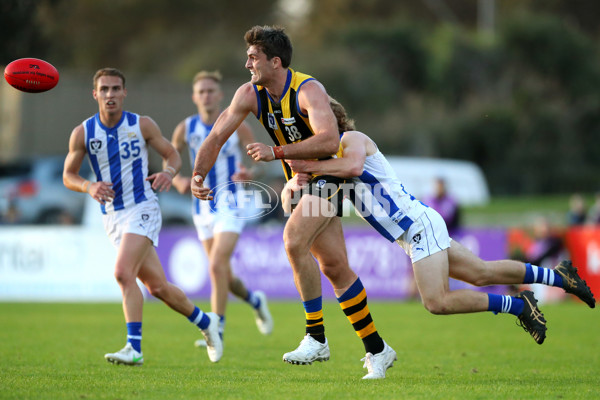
[253,68,385,355]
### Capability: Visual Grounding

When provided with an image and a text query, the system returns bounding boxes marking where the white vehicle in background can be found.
[385,156,490,206]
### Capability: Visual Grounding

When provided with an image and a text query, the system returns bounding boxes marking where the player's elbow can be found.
[347,165,364,178]
[322,140,340,156]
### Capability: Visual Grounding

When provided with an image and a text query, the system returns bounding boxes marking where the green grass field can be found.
[0,300,598,400]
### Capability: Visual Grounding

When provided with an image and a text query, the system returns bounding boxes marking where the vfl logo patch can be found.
[89,138,103,154]
[267,113,277,129]
[316,179,327,189]
[391,211,405,224]
[141,214,149,221]
[412,233,422,244]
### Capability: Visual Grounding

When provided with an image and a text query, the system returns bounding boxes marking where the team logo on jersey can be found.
[267,113,278,129]
[281,117,296,125]
[412,233,422,244]
[89,138,103,155]
[189,135,202,149]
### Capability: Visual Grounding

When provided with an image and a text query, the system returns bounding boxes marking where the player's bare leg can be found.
[414,249,547,344]
[282,194,335,365]
[136,244,223,362]
[114,233,151,323]
[283,194,333,302]
[312,215,395,379]
[448,241,526,286]
[206,232,239,317]
[413,249,489,314]
[448,240,595,307]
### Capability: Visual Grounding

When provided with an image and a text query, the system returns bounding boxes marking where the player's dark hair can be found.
[93,68,126,89]
[244,25,292,68]
[329,97,356,133]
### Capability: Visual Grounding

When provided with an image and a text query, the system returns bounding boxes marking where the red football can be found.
[4,58,60,93]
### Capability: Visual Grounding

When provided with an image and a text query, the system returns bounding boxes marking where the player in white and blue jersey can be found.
[283,98,595,346]
[171,71,273,352]
[63,68,223,365]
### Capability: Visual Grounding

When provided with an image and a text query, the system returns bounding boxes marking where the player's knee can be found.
[471,264,494,287]
[208,261,227,277]
[283,231,305,258]
[319,262,338,280]
[422,298,450,315]
[146,282,168,300]
[114,269,136,287]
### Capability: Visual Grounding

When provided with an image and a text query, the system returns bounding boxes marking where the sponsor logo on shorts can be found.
[412,233,422,244]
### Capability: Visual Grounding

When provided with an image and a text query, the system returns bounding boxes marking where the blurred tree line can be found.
[2,0,599,195]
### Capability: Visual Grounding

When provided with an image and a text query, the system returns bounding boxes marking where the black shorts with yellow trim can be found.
[291,175,346,217]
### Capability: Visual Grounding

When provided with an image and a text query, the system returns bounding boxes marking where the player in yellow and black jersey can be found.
[191,25,396,379]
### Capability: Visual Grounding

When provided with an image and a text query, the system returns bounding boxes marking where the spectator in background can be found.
[525,216,567,304]
[423,177,460,234]
[567,193,587,226]
[585,192,600,225]
[526,216,564,267]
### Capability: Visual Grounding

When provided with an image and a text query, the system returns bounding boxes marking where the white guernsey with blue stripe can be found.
[184,114,242,216]
[84,111,156,214]
[349,150,428,242]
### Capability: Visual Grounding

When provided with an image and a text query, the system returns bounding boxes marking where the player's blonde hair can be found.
[329,97,355,133]
[192,70,222,85]
[93,68,126,89]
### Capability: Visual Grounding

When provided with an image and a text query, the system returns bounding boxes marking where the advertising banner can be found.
[158,225,508,300]
[565,227,600,298]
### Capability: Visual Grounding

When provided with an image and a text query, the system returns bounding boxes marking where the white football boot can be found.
[254,291,274,335]
[201,312,223,362]
[283,334,330,365]
[361,341,397,379]
[104,342,143,366]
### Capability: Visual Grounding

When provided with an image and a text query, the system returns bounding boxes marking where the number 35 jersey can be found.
[253,68,339,181]
[83,111,156,214]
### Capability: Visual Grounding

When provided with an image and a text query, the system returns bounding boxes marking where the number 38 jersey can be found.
[253,68,339,181]
[83,111,156,214]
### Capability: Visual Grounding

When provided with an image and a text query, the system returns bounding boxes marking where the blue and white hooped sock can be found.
[126,322,142,353]
[487,293,524,316]
[245,290,261,309]
[218,315,225,340]
[523,263,563,287]
[187,306,211,330]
